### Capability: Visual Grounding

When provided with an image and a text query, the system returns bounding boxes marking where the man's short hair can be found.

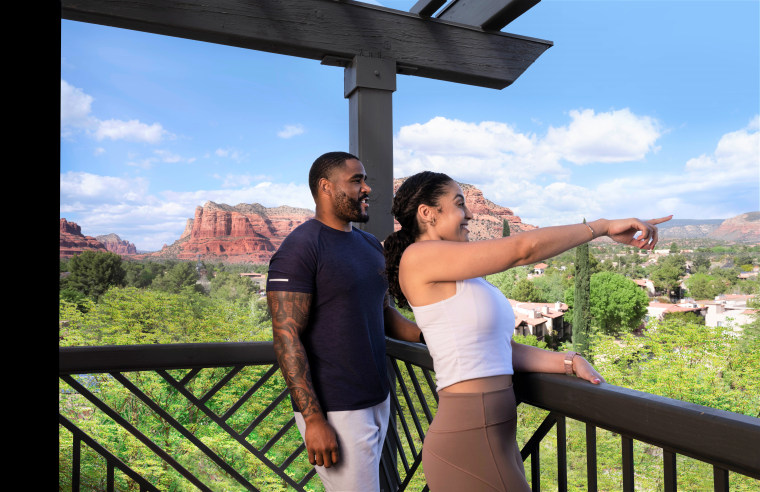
[308,151,359,198]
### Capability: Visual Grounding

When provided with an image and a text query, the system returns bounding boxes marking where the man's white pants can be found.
[294,395,391,492]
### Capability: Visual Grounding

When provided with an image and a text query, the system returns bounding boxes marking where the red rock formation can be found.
[150,202,313,264]
[709,212,760,243]
[392,178,536,240]
[97,233,137,255]
[60,218,108,258]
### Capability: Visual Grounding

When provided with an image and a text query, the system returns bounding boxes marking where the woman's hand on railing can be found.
[573,356,605,385]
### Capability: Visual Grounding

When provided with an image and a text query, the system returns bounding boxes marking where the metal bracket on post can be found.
[344,55,397,242]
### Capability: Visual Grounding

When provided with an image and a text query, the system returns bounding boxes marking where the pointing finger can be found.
[647,215,673,225]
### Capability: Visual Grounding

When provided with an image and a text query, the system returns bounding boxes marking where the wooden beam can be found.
[438,0,541,30]
[61,0,552,90]
[409,0,448,17]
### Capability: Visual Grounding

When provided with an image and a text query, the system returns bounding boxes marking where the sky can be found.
[60,0,760,252]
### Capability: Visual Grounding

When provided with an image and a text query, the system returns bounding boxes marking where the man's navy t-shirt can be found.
[266,219,390,412]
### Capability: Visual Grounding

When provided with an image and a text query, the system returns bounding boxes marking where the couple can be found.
[268,152,669,491]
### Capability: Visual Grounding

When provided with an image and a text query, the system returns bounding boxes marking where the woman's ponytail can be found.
[384,171,454,308]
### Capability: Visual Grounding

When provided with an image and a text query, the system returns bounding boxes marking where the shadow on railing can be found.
[59,340,760,491]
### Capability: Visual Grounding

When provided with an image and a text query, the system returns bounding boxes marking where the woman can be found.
[384,171,670,491]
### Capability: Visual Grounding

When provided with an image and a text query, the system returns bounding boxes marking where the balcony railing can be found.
[59,339,760,491]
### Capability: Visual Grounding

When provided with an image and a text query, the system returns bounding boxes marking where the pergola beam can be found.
[437,0,542,30]
[61,0,552,90]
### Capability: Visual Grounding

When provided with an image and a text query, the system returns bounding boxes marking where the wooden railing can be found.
[59,340,760,491]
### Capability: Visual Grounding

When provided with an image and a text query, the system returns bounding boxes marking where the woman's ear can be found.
[417,203,436,227]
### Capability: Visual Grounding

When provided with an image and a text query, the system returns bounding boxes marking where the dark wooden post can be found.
[345,55,397,242]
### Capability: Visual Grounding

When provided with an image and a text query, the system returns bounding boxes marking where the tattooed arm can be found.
[268,290,340,468]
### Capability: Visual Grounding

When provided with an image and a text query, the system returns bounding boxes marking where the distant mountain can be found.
[60,219,139,258]
[143,201,314,264]
[658,213,760,242]
[709,212,760,242]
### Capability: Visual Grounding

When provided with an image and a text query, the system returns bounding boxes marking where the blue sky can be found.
[60,0,759,252]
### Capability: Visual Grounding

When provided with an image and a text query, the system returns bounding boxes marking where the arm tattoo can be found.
[268,291,322,419]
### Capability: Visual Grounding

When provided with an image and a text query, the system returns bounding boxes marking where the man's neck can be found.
[315,209,352,232]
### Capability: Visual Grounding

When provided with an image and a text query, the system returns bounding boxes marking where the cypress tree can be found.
[573,219,592,358]
[502,219,510,237]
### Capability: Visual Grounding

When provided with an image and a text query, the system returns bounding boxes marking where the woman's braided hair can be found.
[384,171,454,308]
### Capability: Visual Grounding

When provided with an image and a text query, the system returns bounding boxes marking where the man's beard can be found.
[334,189,369,223]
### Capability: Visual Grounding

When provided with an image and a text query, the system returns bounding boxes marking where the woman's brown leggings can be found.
[422,386,530,491]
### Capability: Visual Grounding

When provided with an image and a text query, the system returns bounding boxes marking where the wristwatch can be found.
[564,351,578,375]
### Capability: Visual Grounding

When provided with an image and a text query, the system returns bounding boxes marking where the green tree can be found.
[511,278,542,302]
[62,250,126,301]
[573,240,592,356]
[502,219,510,237]
[151,261,201,294]
[648,254,687,297]
[685,272,724,299]
[210,271,256,304]
[531,270,568,304]
[589,271,649,334]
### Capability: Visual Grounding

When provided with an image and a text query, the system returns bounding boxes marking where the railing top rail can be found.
[59,342,276,374]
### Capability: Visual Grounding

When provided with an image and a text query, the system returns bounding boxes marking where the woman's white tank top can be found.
[409,277,515,391]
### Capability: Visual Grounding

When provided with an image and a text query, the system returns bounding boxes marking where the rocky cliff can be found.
[392,178,536,240]
[709,212,760,243]
[149,201,314,264]
[60,218,108,258]
[96,233,138,255]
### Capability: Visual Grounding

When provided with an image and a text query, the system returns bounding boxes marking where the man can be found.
[266,151,421,491]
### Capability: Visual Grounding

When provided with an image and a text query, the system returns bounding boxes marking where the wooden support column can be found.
[344,55,397,241]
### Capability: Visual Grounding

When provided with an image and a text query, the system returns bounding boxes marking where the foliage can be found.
[502,219,510,237]
[209,271,256,305]
[61,250,126,301]
[588,272,648,335]
[59,287,270,346]
[648,253,687,295]
[567,272,648,337]
[593,318,759,417]
[150,261,202,295]
[573,242,591,357]
[511,278,542,302]
[530,270,568,304]
[485,266,528,299]
[685,272,726,299]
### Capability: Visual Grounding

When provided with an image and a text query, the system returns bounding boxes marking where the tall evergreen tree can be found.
[573,220,592,358]
[502,219,511,237]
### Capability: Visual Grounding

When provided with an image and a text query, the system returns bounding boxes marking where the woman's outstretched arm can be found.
[402,216,672,284]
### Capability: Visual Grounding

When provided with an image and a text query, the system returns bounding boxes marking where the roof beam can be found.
[409,0,448,17]
[437,0,541,31]
[61,0,552,90]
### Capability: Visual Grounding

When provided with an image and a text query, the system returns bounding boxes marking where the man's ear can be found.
[318,177,332,197]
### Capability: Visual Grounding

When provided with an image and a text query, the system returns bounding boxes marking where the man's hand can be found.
[304,414,340,467]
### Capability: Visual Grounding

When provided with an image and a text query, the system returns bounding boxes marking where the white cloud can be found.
[685,117,759,181]
[94,119,167,143]
[60,171,149,202]
[60,79,170,144]
[544,108,662,164]
[277,124,305,139]
[393,113,757,227]
[60,80,96,135]
[215,147,245,161]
